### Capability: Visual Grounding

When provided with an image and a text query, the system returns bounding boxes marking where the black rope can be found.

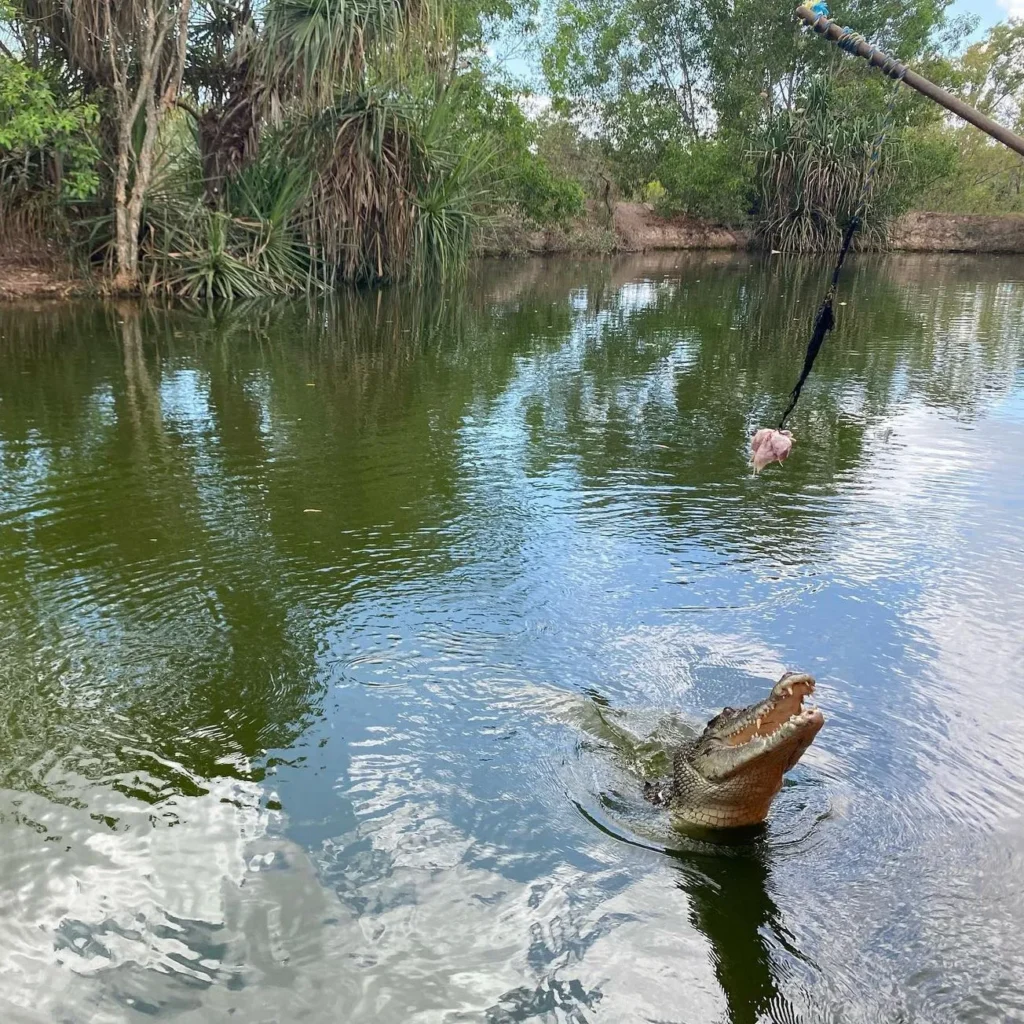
[776,55,907,431]
[777,215,857,428]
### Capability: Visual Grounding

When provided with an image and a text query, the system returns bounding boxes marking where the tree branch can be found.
[175,97,201,120]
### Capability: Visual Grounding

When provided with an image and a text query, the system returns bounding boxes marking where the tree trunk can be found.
[112,127,138,291]
[198,90,260,205]
[107,0,192,291]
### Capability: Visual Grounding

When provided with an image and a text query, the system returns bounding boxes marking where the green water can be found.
[1,252,1023,1023]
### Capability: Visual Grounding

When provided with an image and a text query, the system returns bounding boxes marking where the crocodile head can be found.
[671,672,824,829]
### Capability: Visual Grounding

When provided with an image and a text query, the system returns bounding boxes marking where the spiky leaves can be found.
[145,157,315,299]
[752,76,909,254]
[260,0,408,107]
[291,90,489,284]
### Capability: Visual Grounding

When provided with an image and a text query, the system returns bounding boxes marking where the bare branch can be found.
[176,96,201,120]
[160,0,192,109]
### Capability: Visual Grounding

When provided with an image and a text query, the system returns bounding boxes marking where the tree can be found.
[917,20,1024,213]
[5,1,192,287]
[541,0,968,239]
[106,1,192,290]
[0,54,100,238]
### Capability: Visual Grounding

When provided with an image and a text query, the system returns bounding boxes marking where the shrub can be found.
[511,156,586,226]
[652,138,753,224]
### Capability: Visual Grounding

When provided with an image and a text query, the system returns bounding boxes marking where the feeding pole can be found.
[795,4,1024,159]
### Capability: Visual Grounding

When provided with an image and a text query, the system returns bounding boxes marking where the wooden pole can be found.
[795,4,1024,159]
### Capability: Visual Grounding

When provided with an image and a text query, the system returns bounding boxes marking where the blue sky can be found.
[952,0,1013,34]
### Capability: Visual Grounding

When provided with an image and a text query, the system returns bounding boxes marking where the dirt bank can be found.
[6,207,1024,301]
[0,247,90,302]
[473,202,749,256]
[476,203,1024,258]
[888,211,1024,252]
[612,203,750,250]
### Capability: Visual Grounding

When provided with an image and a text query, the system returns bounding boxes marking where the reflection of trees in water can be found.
[0,306,325,815]
[486,978,601,1024]
[462,251,1024,561]
[483,904,626,1023]
[0,253,1021,819]
[477,840,802,1024]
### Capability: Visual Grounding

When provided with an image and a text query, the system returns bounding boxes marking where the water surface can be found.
[1,252,1023,1023]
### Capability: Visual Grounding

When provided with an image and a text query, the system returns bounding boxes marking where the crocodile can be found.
[644,672,824,828]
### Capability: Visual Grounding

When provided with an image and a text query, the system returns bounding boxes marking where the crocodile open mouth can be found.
[726,674,818,747]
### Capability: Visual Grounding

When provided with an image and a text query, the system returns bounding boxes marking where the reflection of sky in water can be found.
[1,255,1024,1022]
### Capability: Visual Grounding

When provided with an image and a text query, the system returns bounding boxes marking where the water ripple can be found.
[1,255,1023,1021]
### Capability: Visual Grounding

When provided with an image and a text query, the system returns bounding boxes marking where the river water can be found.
[1,252,1023,1023]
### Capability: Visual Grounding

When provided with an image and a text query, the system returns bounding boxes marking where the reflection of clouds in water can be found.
[902,421,1024,828]
[827,402,1024,824]
[616,281,662,312]
[610,623,787,685]
[4,791,725,1023]
[462,296,698,473]
[827,403,986,586]
[199,822,719,1022]
[2,777,270,1019]
[772,405,1024,1022]
[3,676,733,1024]
[157,369,215,434]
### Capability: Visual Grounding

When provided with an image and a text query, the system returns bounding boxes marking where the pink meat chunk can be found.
[751,428,794,473]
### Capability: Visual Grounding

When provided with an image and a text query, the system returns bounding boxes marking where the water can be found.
[1,252,1023,1023]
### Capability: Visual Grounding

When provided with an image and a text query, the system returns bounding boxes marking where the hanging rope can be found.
[776,17,907,430]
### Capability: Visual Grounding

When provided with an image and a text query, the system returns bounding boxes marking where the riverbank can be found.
[474,203,1024,257]
[0,258,84,301]
[6,206,1024,301]
[0,248,90,302]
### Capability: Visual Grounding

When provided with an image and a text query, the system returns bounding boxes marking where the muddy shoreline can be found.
[5,205,1024,301]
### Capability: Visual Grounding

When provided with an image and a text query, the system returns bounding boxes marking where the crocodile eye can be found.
[705,707,741,731]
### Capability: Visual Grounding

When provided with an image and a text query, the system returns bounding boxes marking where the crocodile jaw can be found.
[670,673,825,829]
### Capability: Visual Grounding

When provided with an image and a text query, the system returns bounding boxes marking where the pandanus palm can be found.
[8,0,486,292]
[752,75,907,253]
[163,0,485,292]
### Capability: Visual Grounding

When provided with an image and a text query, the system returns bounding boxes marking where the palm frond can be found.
[259,0,406,106]
[752,75,908,253]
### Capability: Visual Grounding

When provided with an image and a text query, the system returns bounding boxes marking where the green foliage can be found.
[652,138,752,224]
[541,0,975,238]
[442,73,587,226]
[508,155,586,225]
[258,0,408,104]
[0,55,100,239]
[751,75,906,252]
[8,0,1024,280]
[130,84,493,294]
[641,179,665,204]
[285,90,487,284]
[531,111,609,195]
[145,155,315,300]
[950,18,1024,122]
[917,20,1024,214]
[1,0,507,287]
[917,134,1024,213]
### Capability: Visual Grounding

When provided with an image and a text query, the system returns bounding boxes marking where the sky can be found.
[952,0,1016,31]
[497,0,1015,84]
